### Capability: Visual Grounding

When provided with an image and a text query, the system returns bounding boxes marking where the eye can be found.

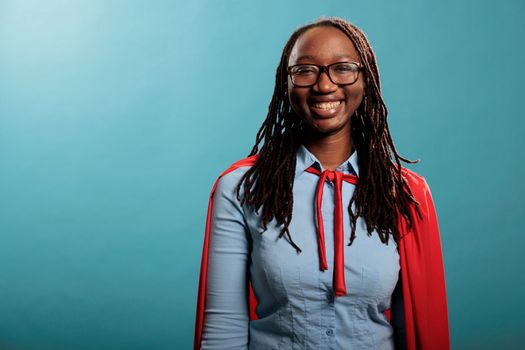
[291,65,317,75]
[332,63,358,73]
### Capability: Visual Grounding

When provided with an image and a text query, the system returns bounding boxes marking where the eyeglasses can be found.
[287,62,363,87]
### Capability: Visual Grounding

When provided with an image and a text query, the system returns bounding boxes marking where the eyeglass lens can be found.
[290,63,359,87]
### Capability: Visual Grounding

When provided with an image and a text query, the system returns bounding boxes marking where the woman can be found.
[194,17,449,350]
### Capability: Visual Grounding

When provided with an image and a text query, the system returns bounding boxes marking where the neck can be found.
[302,126,353,171]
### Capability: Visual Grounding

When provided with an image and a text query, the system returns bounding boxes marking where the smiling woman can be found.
[287,26,365,138]
[194,17,449,350]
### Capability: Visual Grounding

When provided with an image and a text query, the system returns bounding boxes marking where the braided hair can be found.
[235,17,422,253]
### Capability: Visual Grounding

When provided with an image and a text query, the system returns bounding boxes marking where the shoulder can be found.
[400,166,435,218]
[400,166,430,193]
[218,155,258,180]
[212,155,258,197]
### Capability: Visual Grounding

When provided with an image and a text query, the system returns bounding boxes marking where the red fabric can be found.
[395,168,450,350]
[194,156,449,350]
[305,166,358,296]
[193,156,257,350]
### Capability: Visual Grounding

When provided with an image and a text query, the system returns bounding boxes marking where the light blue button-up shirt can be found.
[201,144,403,350]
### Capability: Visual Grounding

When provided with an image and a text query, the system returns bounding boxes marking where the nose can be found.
[313,71,337,93]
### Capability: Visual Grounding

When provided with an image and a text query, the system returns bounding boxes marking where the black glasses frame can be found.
[287,62,364,87]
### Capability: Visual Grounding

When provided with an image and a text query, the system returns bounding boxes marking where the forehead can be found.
[288,26,359,65]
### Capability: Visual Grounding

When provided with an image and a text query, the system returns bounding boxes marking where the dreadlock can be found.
[235,17,422,253]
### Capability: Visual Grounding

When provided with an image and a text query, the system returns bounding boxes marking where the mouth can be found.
[308,100,343,118]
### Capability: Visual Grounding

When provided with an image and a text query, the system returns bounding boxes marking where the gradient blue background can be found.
[1,0,524,349]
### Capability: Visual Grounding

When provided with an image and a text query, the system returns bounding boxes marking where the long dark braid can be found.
[235,17,422,253]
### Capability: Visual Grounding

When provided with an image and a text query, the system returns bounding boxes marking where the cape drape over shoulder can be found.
[194,156,449,350]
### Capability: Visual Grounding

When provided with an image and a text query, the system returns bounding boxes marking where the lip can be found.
[308,96,344,103]
[308,100,344,118]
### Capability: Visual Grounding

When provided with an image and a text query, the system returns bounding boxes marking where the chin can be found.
[303,120,348,136]
[310,116,349,133]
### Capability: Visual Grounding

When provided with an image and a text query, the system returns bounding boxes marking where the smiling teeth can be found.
[311,101,341,110]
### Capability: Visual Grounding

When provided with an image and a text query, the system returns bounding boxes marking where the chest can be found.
[243,173,400,305]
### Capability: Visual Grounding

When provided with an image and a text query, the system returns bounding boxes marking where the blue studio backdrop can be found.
[1,0,524,349]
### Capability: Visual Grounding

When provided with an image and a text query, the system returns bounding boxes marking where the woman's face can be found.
[287,26,365,136]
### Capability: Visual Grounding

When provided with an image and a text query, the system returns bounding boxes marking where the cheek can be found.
[345,86,365,109]
[288,89,308,115]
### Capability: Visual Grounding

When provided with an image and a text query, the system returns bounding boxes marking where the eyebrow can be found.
[295,54,359,62]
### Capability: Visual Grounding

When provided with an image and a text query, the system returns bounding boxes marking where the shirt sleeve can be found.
[200,172,250,350]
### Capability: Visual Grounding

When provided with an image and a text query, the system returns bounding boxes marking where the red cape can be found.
[194,156,449,350]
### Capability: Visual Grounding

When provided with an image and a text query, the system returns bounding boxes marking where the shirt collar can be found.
[295,144,359,177]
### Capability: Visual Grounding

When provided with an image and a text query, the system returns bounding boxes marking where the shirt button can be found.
[326,329,334,336]
[327,292,335,303]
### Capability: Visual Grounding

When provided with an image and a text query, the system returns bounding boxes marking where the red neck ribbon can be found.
[305,166,358,297]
